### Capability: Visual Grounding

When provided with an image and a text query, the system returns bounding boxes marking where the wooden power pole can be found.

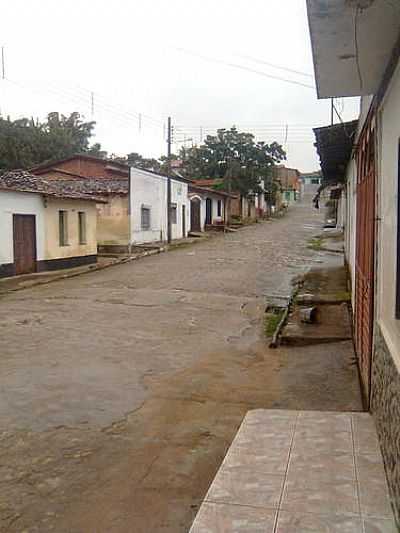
[167,116,172,244]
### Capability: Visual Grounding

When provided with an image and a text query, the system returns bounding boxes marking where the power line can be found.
[175,48,316,90]
[235,53,314,79]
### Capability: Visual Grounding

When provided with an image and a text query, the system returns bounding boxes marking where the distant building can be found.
[273,165,301,205]
[300,171,322,195]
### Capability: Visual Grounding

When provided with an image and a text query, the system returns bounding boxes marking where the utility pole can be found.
[167,116,172,244]
[1,46,5,80]
[90,91,94,117]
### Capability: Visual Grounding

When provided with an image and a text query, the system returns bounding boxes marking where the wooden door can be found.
[190,199,201,232]
[182,205,186,236]
[13,214,37,275]
[355,116,376,407]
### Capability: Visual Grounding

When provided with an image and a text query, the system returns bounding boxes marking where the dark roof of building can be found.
[313,120,358,185]
[188,184,235,198]
[31,153,130,173]
[0,171,107,202]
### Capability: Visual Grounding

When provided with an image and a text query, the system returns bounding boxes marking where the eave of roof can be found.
[313,120,358,185]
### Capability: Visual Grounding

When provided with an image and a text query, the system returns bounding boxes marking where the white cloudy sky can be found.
[0,0,360,172]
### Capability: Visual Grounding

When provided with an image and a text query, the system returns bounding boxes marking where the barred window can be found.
[141,206,151,230]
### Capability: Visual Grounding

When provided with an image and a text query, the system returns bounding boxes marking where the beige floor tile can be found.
[205,464,284,509]
[232,428,292,452]
[358,479,393,519]
[275,510,363,532]
[189,502,277,533]
[281,476,360,516]
[363,517,398,533]
[356,453,388,484]
[224,447,289,475]
[288,451,356,482]
[292,432,353,455]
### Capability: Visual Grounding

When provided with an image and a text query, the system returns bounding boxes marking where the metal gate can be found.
[355,116,376,407]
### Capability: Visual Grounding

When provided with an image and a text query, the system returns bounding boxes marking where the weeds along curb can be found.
[268,280,303,349]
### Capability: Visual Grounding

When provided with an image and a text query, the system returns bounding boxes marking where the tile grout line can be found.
[272,412,300,533]
[351,413,365,533]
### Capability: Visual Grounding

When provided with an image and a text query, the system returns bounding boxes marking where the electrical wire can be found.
[235,54,314,79]
[175,48,316,90]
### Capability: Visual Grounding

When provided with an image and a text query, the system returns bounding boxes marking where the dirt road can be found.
[0,198,361,532]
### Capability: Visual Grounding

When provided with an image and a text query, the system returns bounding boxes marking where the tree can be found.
[0,112,105,171]
[176,126,286,197]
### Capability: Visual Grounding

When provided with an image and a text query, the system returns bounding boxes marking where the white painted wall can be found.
[189,192,225,232]
[376,58,400,362]
[0,190,46,266]
[130,167,190,243]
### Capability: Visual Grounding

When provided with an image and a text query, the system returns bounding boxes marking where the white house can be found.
[307,0,400,523]
[188,184,229,232]
[0,171,102,278]
[129,167,190,244]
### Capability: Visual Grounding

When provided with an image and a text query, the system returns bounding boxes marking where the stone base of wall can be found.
[371,325,400,526]
[0,263,16,279]
[37,255,97,272]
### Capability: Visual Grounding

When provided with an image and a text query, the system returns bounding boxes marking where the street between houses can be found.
[0,197,361,532]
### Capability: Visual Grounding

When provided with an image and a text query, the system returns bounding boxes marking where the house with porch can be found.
[0,171,103,278]
[188,184,230,232]
[307,0,400,523]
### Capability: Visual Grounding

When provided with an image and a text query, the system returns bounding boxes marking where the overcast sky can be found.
[0,0,360,172]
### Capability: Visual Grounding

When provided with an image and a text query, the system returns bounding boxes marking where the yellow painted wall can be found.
[96,195,129,245]
[44,198,98,259]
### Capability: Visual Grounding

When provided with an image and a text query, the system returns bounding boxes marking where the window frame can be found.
[217,199,222,217]
[59,210,68,246]
[141,205,151,230]
[78,211,87,245]
[170,203,177,225]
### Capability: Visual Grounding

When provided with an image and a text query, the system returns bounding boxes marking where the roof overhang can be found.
[313,120,358,185]
[307,0,400,98]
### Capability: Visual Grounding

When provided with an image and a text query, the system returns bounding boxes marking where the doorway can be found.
[13,214,37,275]
[190,198,201,232]
[205,198,212,225]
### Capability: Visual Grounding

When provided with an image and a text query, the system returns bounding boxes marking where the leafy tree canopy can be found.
[0,112,105,171]
[176,126,286,196]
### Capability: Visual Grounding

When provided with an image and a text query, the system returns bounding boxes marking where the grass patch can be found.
[308,237,323,251]
[265,310,285,337]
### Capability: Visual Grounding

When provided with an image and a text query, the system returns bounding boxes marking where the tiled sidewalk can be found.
[190,410,397,532]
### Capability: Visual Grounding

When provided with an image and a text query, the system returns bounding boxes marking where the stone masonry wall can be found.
[371,325,400,526]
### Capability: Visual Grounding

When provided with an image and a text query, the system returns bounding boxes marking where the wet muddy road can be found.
[0,199,359,532]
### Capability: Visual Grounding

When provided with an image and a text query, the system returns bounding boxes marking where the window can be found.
[171,203,177,224]
[78,212,87,244]
[141,206,151,230]
[217,199,222,217]
[311,178,320,184]
[59,210,68,246]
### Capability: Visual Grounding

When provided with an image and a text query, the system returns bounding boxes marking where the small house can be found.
[188,184,229,232]
[0,171,104,278]
[129,167,191,244]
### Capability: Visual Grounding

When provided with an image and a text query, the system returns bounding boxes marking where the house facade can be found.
[273,165,301,205]
[0,172,101,278]
[308,0,400,522]
[32,154,130,253]
[188,185,228,232]
[130,167,190,244]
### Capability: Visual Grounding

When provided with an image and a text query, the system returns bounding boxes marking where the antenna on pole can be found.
[91,91,94,117]
[138,113,142,133]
